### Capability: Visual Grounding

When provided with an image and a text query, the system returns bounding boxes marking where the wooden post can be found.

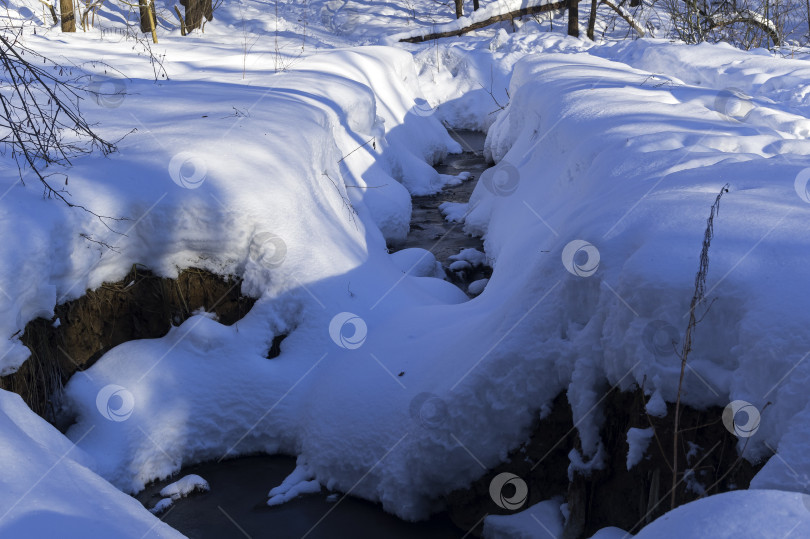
[59,0,75,31]
[568,0,579,37]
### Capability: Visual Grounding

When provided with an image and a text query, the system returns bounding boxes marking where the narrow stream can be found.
[399,129,487,266]
[399,129,491,292]
[135,130,489,538]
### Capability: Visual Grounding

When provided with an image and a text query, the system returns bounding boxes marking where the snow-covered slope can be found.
[0,391,183,538]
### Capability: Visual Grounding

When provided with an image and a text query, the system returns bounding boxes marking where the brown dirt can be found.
[444,387,762,538]
[0,265,256,421]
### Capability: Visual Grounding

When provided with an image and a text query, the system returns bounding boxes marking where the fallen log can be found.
[602,0,645,37]
[399,1,569,43]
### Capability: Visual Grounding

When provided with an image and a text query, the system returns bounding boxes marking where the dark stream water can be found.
[399,129,488,267]
[135,130,488,539]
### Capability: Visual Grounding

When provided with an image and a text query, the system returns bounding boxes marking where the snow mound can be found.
[635,490,810,538]
[0,390,182,538]
[160,474,210,499]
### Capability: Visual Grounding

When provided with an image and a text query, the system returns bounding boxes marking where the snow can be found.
[635,490,810,538]
[1,0,810,535]
[626,427,654,470]
[149,498,175,515]
[0,391,182,537]
[449,247,488,267]
[160,474,210,499]
[468,278,489,296]
[483,498,564,539]
[645,390,667,417]
[267,464,322,506]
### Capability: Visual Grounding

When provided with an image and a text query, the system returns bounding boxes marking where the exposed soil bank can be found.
[0,266,255,421]
[445,387,761,537]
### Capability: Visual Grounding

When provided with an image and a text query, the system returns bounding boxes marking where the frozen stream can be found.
[134,131,489,538]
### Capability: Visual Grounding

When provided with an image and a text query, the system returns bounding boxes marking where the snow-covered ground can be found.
[3,0,810,537]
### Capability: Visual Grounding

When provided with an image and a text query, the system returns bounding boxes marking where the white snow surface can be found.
[267,464,322,506]
[483,498,564,539]
[626,427,654,470]
[1,0,810,535]
[635,490,810,538]
[0,391,182,537]
[159,474,210,500]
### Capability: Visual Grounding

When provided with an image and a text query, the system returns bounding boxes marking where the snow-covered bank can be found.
[57,37,810,523]
[3,0,810,536]
[0,391,183,538]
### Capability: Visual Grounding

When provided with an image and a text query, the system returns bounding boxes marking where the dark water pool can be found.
[136,455,462,539]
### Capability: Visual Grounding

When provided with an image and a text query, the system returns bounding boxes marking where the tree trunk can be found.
[180,0,214,32]
[568,0,579,36]
[138,0,156,33]
[173,5,187,36]
[473,0,480,10]
[807,0,810,38]
[59,0,75,32]
[454,0,463,18]
[587,0,597,39]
